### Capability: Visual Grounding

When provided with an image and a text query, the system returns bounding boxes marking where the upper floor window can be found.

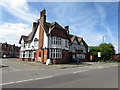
[28,42,30,48]
[23,43,25,48]
[51,37,61,45]
[65,40,68,48]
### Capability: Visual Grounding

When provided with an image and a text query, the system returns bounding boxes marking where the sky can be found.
[0,0,119,53]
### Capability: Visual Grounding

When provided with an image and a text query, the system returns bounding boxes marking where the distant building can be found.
[112,53,120,60]
[19,9,88,64]
[0,42,20,58]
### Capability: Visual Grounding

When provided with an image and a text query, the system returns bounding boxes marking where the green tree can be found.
[99,43,115,60]
[89,46,100,61]
[89,43,115,61]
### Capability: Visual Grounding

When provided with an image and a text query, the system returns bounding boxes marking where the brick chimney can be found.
[40,9,46,26]
[32,22,37,32]
[65,26,69,34]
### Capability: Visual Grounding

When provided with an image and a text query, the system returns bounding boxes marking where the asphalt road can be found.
[1,58,119,88]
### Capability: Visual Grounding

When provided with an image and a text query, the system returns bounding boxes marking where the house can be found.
[68,34,88,61]
[19,9,88,64]
[0,42,20,58]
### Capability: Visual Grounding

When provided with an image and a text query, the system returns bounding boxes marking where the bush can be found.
[99,60,120,63]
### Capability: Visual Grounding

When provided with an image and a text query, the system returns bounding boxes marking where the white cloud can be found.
[1,0,38,23]
[50,2,118,52]
[0,0,38,46]
[0,22,31,45]
[0,1,118,53]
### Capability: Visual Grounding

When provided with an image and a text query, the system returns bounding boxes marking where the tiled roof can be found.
[44,22,64,35]
[19,21,39,44]
[77,37,83,42]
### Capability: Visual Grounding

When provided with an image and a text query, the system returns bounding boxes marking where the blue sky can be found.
[0,0,119,53]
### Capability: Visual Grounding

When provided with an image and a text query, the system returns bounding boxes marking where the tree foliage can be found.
[89,43,115,60]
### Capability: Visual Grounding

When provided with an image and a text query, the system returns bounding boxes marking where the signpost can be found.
[98,52,101,57]
[98,52,101,62]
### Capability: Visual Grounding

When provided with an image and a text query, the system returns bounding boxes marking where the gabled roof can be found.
[77,37,83,42]
[44,22,64,35]
[68,34,78,43]
[68,34,88,47]
[19,21,39,44]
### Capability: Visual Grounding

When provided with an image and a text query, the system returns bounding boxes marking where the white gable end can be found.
[43,30,48,48]
[73,39,77,44]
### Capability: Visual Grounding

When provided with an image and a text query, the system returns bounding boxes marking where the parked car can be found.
[71,58,81,64]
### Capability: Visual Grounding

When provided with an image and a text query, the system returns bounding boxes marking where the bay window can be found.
[50,49,62,59]
[65,40,68,48]
[51,37,61,45]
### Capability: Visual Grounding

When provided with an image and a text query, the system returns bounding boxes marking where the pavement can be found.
[0,58,119,88]
[1,58,97,70]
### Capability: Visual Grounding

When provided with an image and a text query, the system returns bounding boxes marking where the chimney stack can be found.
[40,9,46,26]
[65,26,69,34]
[32,22,37,32]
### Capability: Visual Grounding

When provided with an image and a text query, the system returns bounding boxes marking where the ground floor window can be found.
[76,54,85,59]
[20,51,32,58]
[23,51,25,58]
[73,55,75,58]
[50,49,62,59]
[29,51,31,58]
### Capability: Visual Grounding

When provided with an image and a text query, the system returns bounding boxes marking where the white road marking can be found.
[0,76,54,86]
[9,67,19,71]
[34,76,53,80]
[73,70,87,73]
[97,66,104,69]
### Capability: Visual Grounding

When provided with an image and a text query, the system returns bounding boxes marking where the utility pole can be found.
[103,35,105,43]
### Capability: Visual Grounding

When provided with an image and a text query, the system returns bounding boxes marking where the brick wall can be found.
[51,50,69,64]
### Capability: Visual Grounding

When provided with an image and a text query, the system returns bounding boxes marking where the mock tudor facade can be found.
[19,9,88,64]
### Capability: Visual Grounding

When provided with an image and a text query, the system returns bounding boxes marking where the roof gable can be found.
[19,21,39,44]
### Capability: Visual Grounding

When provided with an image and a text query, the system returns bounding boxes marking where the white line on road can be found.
[0,76,54,86]
[9,67,19,71]
[73,70,88,74]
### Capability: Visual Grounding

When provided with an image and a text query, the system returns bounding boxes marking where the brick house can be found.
[19,9,88,64]
[0,42,20,58]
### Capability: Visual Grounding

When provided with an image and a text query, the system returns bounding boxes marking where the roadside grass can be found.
[99,60,120,63]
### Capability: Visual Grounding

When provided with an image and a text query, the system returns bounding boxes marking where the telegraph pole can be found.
[103,35,105,43]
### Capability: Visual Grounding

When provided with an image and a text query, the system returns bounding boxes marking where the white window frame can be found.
[51,37,61,45]
[28,42,30,48]
[50,49,62,59]
[23,51,25,58]
[65,40,68,48]
[34,41,38,47]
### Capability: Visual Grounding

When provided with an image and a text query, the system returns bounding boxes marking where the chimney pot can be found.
[33,22,37,27]
[65,26,69,34]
